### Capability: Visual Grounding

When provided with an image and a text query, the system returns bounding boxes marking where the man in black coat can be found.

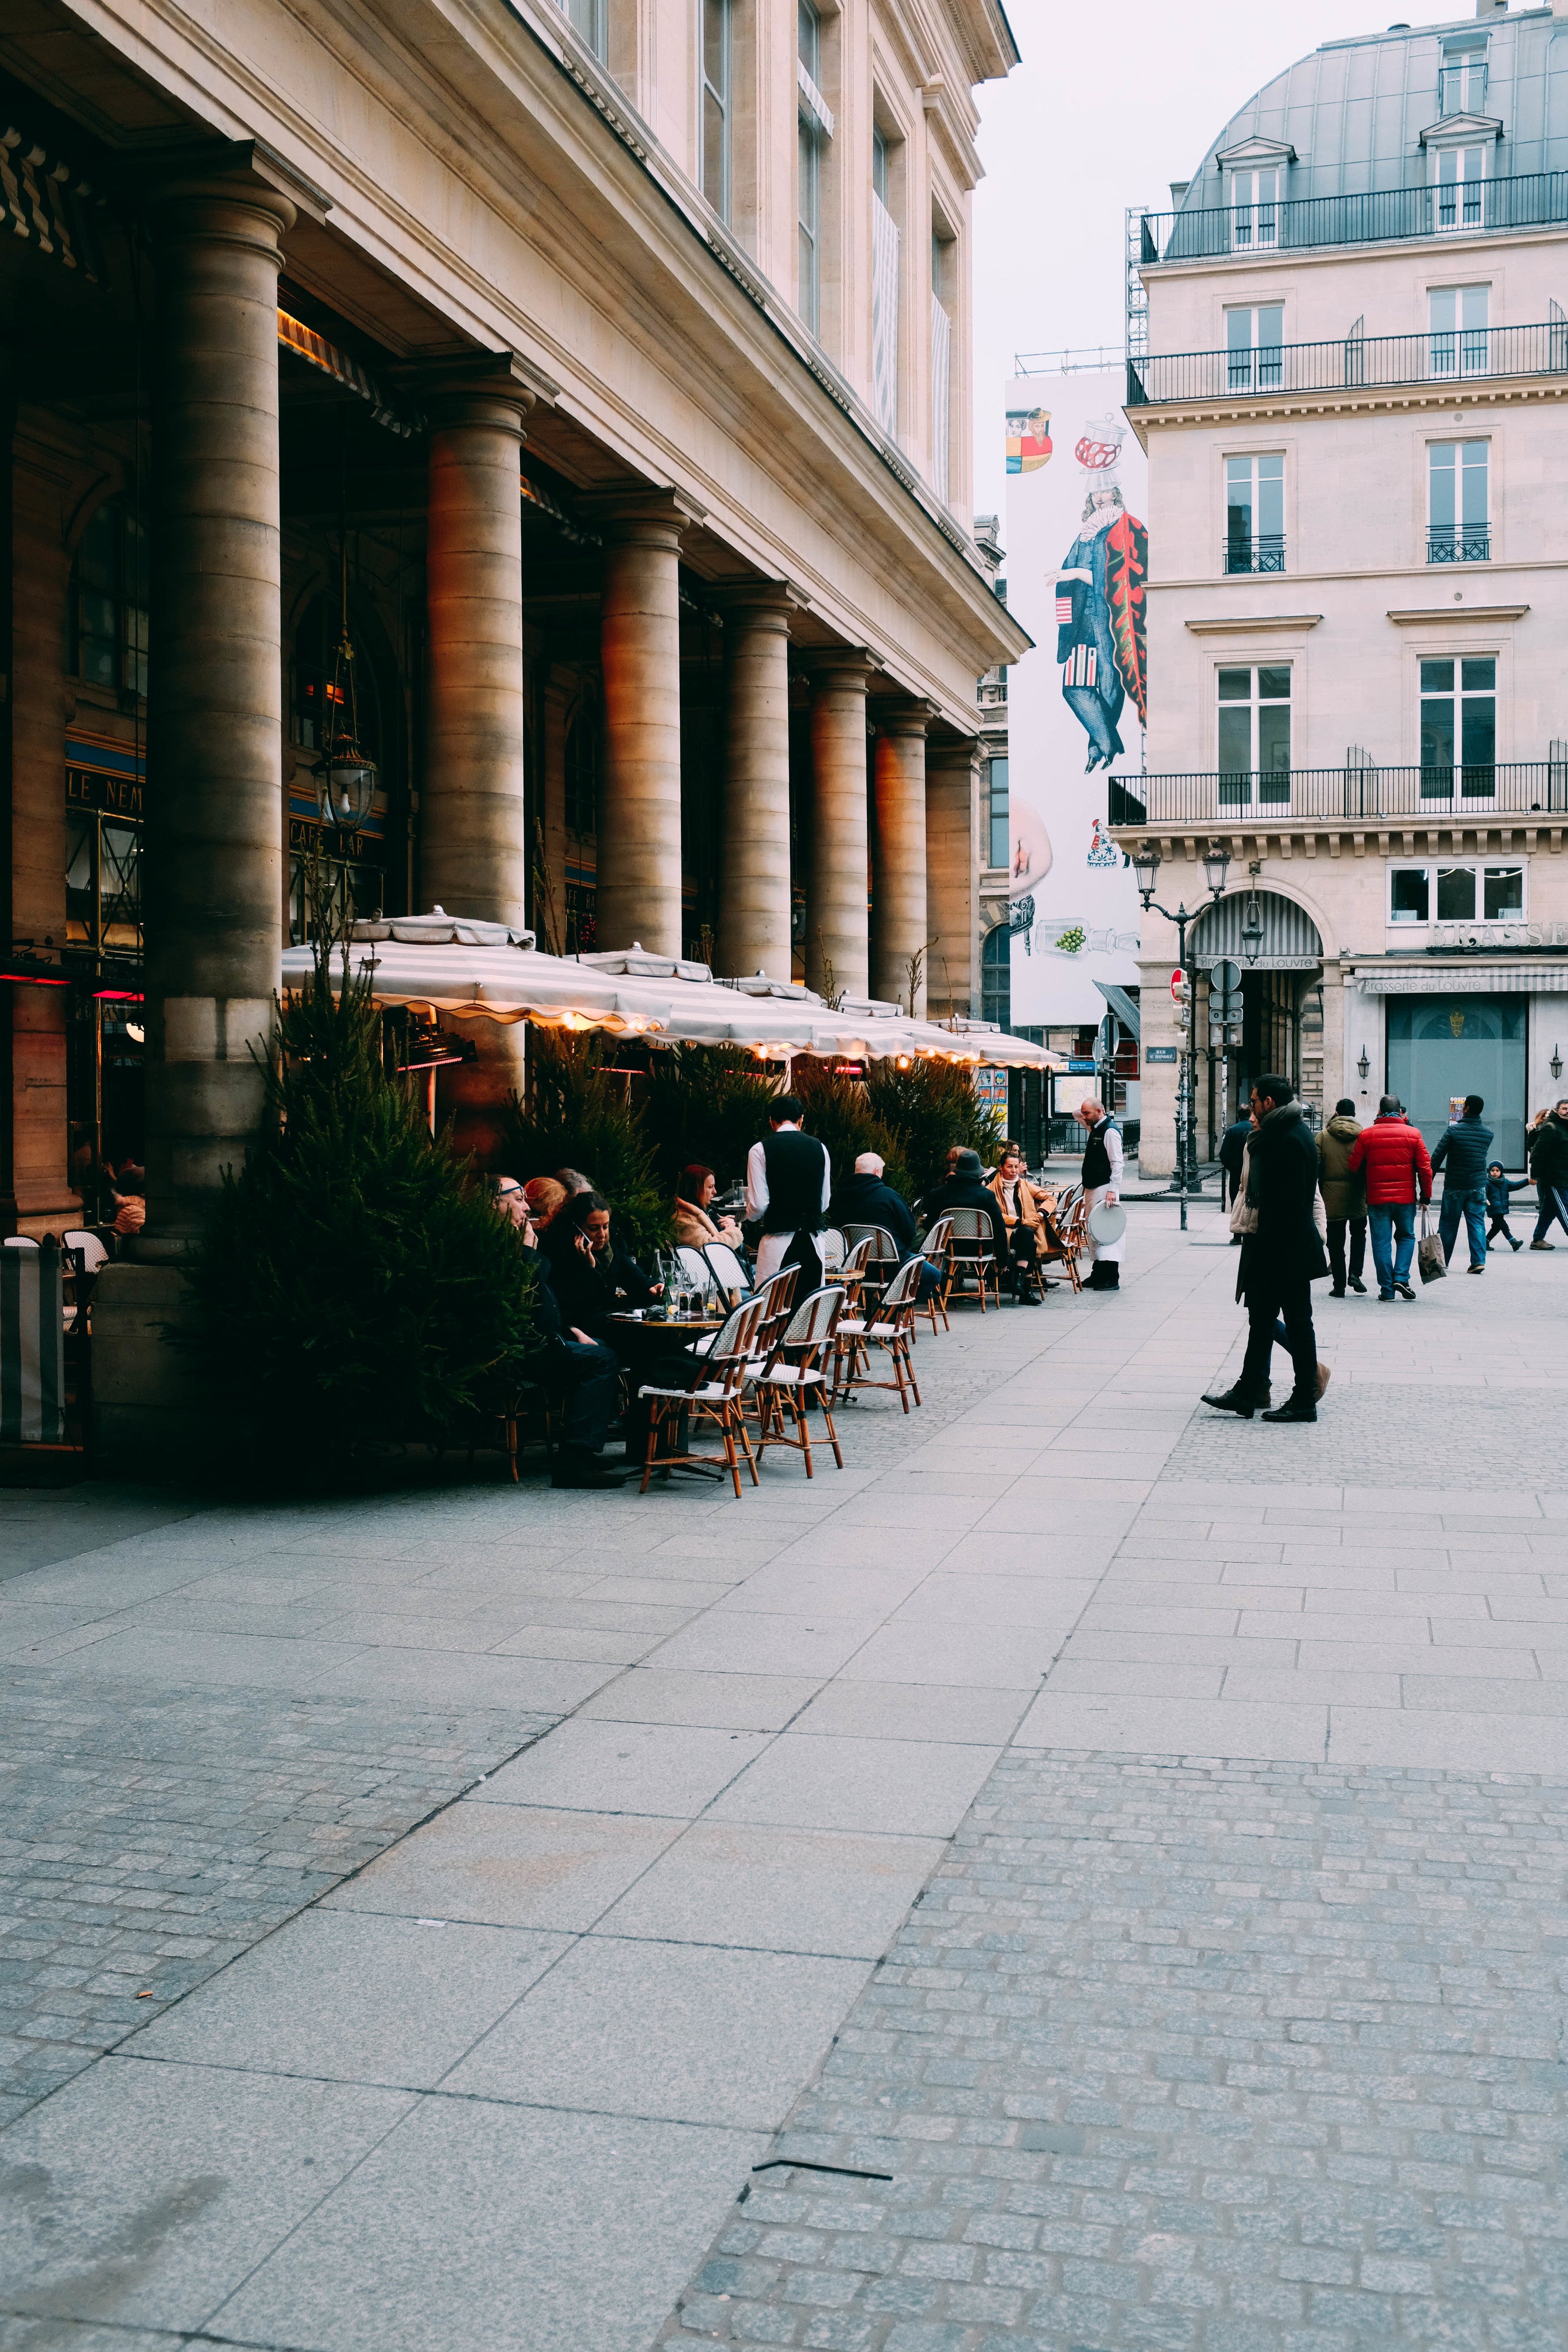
[838,1152,944,1302]
[918,1148,1007,1267]
[1203,1074,1330,1424]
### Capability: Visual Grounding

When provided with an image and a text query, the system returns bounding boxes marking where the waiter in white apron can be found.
[745,1096,831,1289]
[1079,1097,1124,1291]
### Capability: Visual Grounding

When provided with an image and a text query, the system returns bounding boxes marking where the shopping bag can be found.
[1416,1206,1447,1285]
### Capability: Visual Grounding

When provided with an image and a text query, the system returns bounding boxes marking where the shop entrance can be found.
[1387,996,1527,1167]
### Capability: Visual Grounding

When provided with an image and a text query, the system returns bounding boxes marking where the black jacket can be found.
[835,1172,919,1256]
[918,1176,1006,1257]
[1530,1113,1568,1192]
[1218,1117,1252,1180]
[1238,1101,1329,1302]
[540,1224,656,1339]
[1430,1113,1494,1192]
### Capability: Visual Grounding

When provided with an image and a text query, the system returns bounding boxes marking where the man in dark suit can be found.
[1203,1073,1330,1424]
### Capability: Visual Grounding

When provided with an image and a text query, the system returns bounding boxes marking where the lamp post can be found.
[1132,838,1232,1231]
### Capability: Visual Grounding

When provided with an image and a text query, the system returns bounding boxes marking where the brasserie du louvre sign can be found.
[1352,922,1568,993]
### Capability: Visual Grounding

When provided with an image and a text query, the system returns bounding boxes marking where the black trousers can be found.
[1487,1214,1514,1243]
[1239,1279,1318,1402]
[1326,1216,1366,1290]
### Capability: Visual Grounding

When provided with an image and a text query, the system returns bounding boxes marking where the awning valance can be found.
[1353,962,1568,996]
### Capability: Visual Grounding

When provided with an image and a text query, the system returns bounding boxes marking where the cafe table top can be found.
[609,1311,724,1332]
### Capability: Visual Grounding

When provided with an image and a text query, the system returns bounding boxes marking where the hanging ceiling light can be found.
[1241,889,1265,965]
[314,481,378,829]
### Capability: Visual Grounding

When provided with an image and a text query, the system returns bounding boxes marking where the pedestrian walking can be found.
[1347,1094,1433,1301]
[1316,1097,1368,1296]
[1218,1111,1252,1247]
[1078,1097,1124,1291]
[1486,1163,1528,1252]
[1229,1105,1331,1402]
[1528,1099,1568,1248]
[1203,1073,1330,1423]
[1430,1094,1492,1274]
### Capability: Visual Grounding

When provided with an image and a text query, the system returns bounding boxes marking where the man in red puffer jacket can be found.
[1348,1094,1433,1301]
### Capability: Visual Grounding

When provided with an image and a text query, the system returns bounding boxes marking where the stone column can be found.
[591,494,690,956]
[924,737,981,1022]
[870,701,934,1013]
[804,653,870,1002]
[716,587,793,980]
[141,175,296,1242]
[420,369,535,1160]
[9,425,76,1227]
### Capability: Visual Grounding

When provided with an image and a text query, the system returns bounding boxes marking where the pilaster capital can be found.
[713,579,800,635]
[402,349,557,435]
[804,647,874,692]
[134,138,331,243]
[874,697,939,741]
[582,485,705,550]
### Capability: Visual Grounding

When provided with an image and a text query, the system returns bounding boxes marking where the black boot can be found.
[1202,1384,1271,1418]
[552,1448,630,1490]
[1262,1393,1317,1423]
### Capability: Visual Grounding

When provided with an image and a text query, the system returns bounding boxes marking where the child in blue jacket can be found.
[1486,1163,1528,1251]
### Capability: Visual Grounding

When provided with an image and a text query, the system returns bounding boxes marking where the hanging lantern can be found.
[313,519,378,828]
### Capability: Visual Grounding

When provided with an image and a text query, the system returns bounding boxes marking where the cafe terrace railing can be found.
[1106,763,1568,829]
[1135,171,1568,270]
[1128,319,1568,407]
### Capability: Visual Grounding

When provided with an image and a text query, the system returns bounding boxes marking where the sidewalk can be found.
[2,1211,1565,2349]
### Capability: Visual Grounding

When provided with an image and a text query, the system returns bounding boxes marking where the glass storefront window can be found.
[1387,996,1527,1167]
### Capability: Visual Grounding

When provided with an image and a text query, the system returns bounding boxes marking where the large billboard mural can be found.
[1003,370,1145,1027]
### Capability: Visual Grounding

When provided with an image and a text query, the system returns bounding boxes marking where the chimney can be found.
[1475,0,1505,16]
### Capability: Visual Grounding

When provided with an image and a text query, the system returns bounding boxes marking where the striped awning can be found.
[277,310,423,438]
[1354,962,1568,995]
[1191,889,1324,972]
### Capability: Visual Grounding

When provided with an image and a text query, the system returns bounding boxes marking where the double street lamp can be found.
[1131,838,1232,1232]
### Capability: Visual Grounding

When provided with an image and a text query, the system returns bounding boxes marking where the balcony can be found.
[1427,527,1491,564]
[1128,320,1566,407]
[1225,534,1286,575]
[1135,170,1568,268]
[1107,763,1568,830]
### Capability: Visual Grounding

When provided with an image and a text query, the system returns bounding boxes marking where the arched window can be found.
[72,496,148,699]
[982,924,1011,1030]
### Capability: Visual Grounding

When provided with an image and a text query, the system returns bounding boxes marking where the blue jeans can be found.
[1439,1187,1488,1270]
[1368,1201,1416,1294]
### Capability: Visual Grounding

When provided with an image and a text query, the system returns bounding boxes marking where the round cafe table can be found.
[607,1313,723,1465]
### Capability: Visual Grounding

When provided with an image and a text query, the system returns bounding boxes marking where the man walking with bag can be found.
[1348,1095,1433,1302]
[1202,1073,1330,1423]
[1430,1094,1493,1274]
[1316,1098,1368,1297]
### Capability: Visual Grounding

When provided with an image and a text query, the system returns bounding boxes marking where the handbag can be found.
[1416,1204,1447,1285]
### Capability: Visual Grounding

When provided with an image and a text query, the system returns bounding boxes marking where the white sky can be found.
[969,0,1395,521]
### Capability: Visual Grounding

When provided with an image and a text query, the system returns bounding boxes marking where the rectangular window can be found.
[1437,865,1477,920]
[870,126,899,434]
[700,0,730,220]
[1226,304,1284,393]
[1439,41,1488,119]
[1389,868,1430,924]
[1428,440,1488,563]
[797,0,822,334]
[1432,142,1486,233]
[930,232,951,505]
[1217,664,1291,806]
[1484,864,1524,918]
[1224,452,1284,574]
[1420,655,1496,796]
[1429,284,1488,378]
[562,0,607,61]
[988,756,1010,869]
[1229,167,1279,251]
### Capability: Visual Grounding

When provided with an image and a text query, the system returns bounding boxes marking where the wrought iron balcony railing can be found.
[1107,763,1568,829]
[1136,170,1568,268]
[1225,534,1286,575]
[1427,527,1492,564]
[1128,320,1567,407]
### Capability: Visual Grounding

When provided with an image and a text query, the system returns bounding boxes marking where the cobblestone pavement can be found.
[1,1206,1566,2350]
[659,1751,1568,2352]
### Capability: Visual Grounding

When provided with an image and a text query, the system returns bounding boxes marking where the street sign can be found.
[1146,1046,1178,1063]
[1212,958,1242,998]
[1066,1058,1097,1073]
[1170,969,1187,1000]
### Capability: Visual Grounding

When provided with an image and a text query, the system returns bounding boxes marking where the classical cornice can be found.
[1387,603,1529,625]
[1184,613,1322,635]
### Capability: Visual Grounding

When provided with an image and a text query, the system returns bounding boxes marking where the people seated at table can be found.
[988,1141,1064,1304]
[523,1177,567,1236]
[528,1243,629,1489]
[839,1151,943,1302]
[555,1167,593,1198]
[918,1148,1007,1281]
[673,1164,744,1250]
[540,1190,661,1344]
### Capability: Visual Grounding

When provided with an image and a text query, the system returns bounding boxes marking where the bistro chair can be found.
[833,1256,924,1414]
[840,1223,900,1314]
[818,1228,846,1275]
[703,1240,753,1303]
[673,1244,711,1295]
[749,1263,800,1360]
[833,1233,878,1312]
[637,1297,764,1499]
[943,1207,1001,1312]
[1034,1206,1082,1297]
[916,1214,953,1334]
[751,1285,846,1477]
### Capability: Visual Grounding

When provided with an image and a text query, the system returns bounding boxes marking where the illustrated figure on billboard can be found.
[1005,800,1052,951]
[1054,417,1148,772]
[1005,407,1052,474]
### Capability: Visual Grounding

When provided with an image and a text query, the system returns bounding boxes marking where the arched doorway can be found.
[1191,889,1325,1148]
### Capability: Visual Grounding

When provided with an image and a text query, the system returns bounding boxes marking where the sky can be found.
[969,0,1394,521]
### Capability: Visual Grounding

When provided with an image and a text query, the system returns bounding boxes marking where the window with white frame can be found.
[987,755,1009,870]
[1217,664,1291,806]
[1387,860,1523,926]
[1229,166,1279,250]
[870,125,899,434]
[1427,440,1489,563]
[1225,452,1284,574]
[1420,655,1496,795]
[1439,37,1488,118]
[1431,141,1488,233]
[1226,304,1283,393]
[1429,284,1489,378]
[561,0,607,61]
[700,0,731,220]
[796,0,822,334]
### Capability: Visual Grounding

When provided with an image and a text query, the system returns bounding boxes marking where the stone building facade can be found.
[1120,1,1568,1174]
[1,0,1027,1297]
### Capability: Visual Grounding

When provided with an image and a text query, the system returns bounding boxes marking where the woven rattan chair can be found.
[943,1206,1001,1312]
[638,1297,764,1498]
[833,1256,924,1412]
[752,1285,846,1476]
[916,1214,953,1334]
[702,1240,753,1304]
[839,1223,900,1314]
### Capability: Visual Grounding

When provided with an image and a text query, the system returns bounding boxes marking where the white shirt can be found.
[746,1125,833,1224]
